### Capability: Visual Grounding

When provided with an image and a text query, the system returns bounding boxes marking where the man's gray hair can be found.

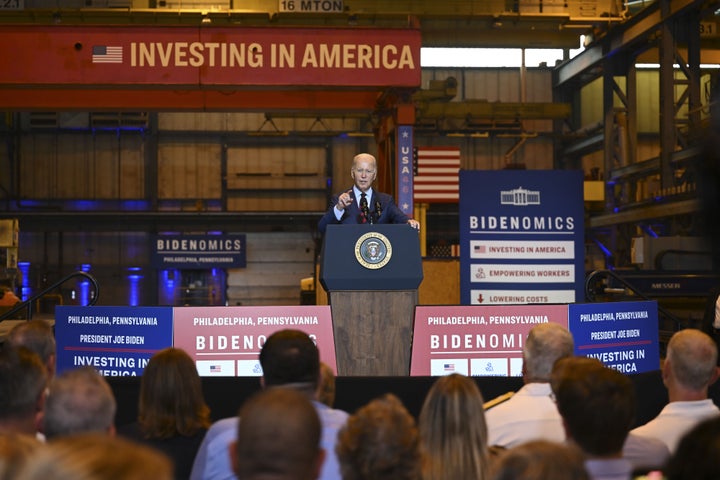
[43,367,116,440]
[523,323,574,382]
[666,328,718,391]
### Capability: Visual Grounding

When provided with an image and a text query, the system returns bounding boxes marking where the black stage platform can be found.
[107,370,720,429]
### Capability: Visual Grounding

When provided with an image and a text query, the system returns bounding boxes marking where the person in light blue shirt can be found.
[190,329,348,480]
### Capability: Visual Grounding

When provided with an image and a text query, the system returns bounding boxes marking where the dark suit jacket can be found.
[318,190,409,233]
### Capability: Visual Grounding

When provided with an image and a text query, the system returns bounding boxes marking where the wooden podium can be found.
[320,225,423,376]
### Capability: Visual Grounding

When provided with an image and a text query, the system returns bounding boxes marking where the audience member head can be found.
[551,356,635,457]
[259,329,320,396]
[522,323,575,383]
[43,366,116,440]
[0,433,42,480]
[336,393,421,480]
[7,320,56,380]
[490,440,589,480]
[317,361,336,407]
[231,387,324,480]
[16,433,173,480]
[664,328,719,397]
[138,347,210,439]
[664,415,720,479]
[419,373,489,480]
[0,284,20,308]
[0,345,47,435]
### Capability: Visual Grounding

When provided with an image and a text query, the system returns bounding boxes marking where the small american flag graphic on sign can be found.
[210,365,222,373]
[92,45,123,64]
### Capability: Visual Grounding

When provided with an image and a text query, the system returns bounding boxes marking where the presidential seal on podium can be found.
[354,232,392,269]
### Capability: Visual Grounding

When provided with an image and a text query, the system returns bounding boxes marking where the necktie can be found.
[359,193,369,224]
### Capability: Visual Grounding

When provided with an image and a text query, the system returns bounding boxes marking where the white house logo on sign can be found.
[500,187,541,206]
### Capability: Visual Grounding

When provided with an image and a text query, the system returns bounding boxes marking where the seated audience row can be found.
[3,322,720,480]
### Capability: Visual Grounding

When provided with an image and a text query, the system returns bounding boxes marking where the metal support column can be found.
[659,0,677,190]
[603,67,617,212]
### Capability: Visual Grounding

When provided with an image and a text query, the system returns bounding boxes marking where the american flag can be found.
[210,365,222,373]
[413,147,460,203]
[92,45,123,64]
[443,363,455,372]
[474,245,486,253]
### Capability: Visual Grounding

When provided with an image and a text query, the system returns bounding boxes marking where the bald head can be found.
[666,329,719,392]
[232,388,323,480]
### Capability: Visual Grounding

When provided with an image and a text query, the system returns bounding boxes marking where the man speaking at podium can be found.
[318,153,420,233]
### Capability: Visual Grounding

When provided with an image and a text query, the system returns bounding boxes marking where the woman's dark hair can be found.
[138,347,210,439]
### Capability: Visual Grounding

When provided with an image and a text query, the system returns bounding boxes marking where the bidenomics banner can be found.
[55,306,174,376]
[459,170,585,306]
[409,301,659,376]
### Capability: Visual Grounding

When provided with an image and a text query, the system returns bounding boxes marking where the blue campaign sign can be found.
[568,300,660,374]
[55,306,174,376]
[459,170,585,305]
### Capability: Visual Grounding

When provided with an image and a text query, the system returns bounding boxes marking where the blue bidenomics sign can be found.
[459,170,584,305]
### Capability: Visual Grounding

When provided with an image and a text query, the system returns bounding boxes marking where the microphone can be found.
[373,199,382,224]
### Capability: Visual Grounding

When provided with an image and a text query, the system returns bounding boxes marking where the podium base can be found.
[329,290,417,376]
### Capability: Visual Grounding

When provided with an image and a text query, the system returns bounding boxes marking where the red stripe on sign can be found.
[413,147,460,203]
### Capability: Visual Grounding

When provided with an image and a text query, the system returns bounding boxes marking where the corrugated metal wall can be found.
[19,132,146,199]
[227,232,315,306]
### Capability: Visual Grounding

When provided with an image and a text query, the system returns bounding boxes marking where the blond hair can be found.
[0,433,41,480]
[419,374,490,480]
[16,433,173,480]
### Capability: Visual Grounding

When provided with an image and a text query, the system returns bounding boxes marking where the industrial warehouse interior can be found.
[4,5,720,479]
[0,0,718,335]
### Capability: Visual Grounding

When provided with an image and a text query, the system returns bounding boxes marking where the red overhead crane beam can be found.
[0,25,420,112]
[0,88,386,112]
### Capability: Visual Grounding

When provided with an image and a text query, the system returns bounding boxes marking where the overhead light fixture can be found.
[247,131,289,137]
[446,132,490,138]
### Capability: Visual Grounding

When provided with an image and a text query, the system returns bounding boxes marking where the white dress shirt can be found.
[631,399,720,453]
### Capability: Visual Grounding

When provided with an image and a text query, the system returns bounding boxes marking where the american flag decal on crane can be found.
[92,45,123,64]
